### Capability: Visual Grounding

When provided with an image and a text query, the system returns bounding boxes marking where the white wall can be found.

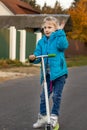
[19,30,26,63]
[0,1,13,15]
[9,26,16,60]
[35,32,42,44]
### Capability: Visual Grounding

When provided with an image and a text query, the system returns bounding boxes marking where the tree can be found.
[69,0,80,9]
[21,0,41,12]
[29,0,36,7]
[20,0,31,3]
[74,0,80,2]
[68,0,87,42]
[53,1,65,14]
[21,0,67,14]
[41,1,66,14]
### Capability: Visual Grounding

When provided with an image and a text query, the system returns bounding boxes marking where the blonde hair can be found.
[42,16,58,29]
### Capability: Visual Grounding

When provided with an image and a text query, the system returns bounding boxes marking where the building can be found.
[0,0,40,62]
[0,0,71,62]
[0,0,39,15]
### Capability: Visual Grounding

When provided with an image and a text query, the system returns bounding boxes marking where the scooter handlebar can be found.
[36,54,56,58]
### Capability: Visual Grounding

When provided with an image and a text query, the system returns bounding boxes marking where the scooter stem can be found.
[41,57,50,124]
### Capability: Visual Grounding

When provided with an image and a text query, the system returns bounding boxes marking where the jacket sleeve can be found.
[56,30,69,51]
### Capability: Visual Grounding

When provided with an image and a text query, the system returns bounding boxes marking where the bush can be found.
[0,59,23,68]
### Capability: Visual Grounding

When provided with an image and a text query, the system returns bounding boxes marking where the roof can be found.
[0,14,72,31]
[0,0,40,14]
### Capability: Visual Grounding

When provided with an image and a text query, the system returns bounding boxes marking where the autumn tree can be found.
[68,0,87,42]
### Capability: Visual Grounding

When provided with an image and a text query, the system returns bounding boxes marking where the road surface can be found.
[0,66,87,130]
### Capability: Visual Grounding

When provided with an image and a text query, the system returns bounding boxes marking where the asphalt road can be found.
[0,66,87,130]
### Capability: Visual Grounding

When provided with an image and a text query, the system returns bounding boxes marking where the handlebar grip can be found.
[48,54,56,57]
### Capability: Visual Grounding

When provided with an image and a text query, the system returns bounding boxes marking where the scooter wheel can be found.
[45,124,53,130]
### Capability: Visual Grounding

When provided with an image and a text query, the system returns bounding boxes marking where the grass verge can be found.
[67,56,87,67]
[0,56,87,68]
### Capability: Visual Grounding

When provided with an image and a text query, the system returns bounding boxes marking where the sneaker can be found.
[50,114,59,128]
[33,114,47,128]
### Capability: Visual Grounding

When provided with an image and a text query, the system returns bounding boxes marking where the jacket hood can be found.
[42,29,66,42]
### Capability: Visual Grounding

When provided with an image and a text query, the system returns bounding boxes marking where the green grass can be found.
[67,56,87,67]
[0,56,87,68]
[0,59,23,68]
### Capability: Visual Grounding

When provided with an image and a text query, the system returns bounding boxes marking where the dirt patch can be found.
[0,66,40,82]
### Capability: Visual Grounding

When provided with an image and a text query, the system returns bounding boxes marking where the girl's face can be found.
[43,21,57,37]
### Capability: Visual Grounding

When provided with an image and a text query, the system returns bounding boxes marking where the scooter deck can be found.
[44,124,59,130]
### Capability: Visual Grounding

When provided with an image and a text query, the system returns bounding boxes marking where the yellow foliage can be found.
[68,0,87,42]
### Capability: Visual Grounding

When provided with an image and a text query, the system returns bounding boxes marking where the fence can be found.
[0,28,36,60]
[0,28,87,61]
[0,29,9,58]
[66,40,87,57]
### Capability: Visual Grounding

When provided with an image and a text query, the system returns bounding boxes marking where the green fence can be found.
[0,29,9,59]
[26,32,36,59]
[16,31,20,60]
[0,28,36,60]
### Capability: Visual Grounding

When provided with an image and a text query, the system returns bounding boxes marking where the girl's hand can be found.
[29,55,36,61]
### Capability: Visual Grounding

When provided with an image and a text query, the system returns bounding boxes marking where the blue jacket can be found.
[33,29,69,83]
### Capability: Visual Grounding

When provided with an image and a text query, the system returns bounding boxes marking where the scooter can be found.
[36,54,59,130]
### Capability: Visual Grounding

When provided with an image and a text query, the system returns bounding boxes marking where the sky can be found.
[36,0,74,9]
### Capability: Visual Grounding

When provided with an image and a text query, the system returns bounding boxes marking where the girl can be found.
[29,16,69,129]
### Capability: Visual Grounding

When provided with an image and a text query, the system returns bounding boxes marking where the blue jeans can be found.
[40,74,67,116]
